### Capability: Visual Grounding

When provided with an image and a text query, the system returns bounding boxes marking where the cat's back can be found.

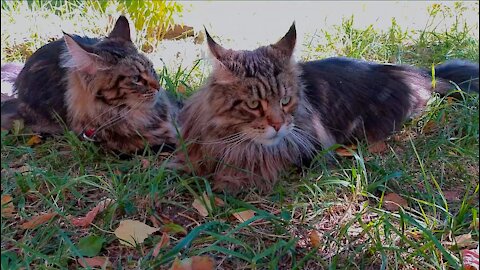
[15,35,100,119]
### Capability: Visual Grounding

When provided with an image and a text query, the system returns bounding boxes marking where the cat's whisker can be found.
[194,133,246,144]
[290,130,317,158]
[89,99,148,135]
[214,134,250,173]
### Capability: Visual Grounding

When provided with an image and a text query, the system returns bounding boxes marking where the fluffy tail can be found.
[433,60,479,94]
[1,62,23,102]
[1,98,22,130]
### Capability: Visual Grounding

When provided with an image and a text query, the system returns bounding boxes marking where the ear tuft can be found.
[108,15,131,42]
[63,33,103,74]
[204,27,227,61]
[272,22,296,58]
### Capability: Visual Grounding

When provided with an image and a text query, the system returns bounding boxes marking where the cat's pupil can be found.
[281,96,291,106]
[247,100,259,109]
[132,75,141,83]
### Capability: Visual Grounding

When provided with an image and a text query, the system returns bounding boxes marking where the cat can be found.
[1,16,179,153]
[176,23,479,194]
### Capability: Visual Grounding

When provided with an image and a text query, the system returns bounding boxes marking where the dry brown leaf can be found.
[177,84,187,94]
[114,219,159,247]
[406,231,423,241]
[455,233,476,249]
[192,193,224,217]
[1,194,15,217]
[21,212,57,229]
[77,256,111,268]
[141,159,150,169]
[447,96,455,105]
[232,210,255,222]
[368,141,388,154]
[192,198,209,217]
[443,190,461,202]
[70,199,114,227]
[335,145,357,157]
[170,256,215,270]
[26,135,42,146]
[152,232,170,257]
[383,193,408,211]
[309,230,322,249]
[423,120,437,134]
[149,216,161,228]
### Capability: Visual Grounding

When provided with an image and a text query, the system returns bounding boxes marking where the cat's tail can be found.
[1,98,22,130]
[432,60,479,95]
[1,62,23,101]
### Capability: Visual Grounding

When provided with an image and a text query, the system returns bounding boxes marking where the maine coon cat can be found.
[177,24,479,193]
[1,16,178,153]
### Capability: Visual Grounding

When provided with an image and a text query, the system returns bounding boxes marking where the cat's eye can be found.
[280,96,291,106]
[246,100,260,109]
[132,75,142,84]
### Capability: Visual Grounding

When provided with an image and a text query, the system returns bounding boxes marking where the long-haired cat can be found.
[1,16,178,153]
[177,24,479,193]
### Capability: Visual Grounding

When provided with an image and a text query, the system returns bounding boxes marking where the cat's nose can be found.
[270,122,282,132]
[149,80,160,91]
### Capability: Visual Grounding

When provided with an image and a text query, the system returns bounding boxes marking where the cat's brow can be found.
[269,76,279,95]
[133,58,146,73]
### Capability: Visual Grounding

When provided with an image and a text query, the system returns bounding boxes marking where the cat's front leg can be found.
[212,169,252,195]
[212,167,276,194]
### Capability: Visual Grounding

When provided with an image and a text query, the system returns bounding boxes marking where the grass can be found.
[1,1,479,269]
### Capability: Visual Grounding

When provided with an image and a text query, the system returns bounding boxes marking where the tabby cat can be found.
[177,24,479,193]
[1,16,178,153]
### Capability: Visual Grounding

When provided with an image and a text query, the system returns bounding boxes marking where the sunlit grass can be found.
[1,1,479,269]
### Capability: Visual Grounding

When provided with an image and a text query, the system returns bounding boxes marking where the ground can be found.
[1,1,479,269]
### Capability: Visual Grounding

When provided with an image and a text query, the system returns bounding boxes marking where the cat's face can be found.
[62,16,160,107]
[205,24,300,146]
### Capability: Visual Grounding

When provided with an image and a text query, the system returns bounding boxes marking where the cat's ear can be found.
[108,15,132,42]
[272,22,296,58]
[63,33,104,74]
[205,27,227,61]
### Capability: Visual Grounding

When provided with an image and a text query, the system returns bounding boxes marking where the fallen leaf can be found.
[141,159,150,169]
[77,256,111,268]
[192,193,224,217]
[368,141,388,154]
[114,219,159,247]
[335,145,357,157]
[26,135,42,146]
[161,222,187,236]
[462,248,479,270]
[1,194,15,217]
[150,216,161,228]
[177,84,187,94]
[71,198,114,227]
[422,120,437,134]
[170,256,215,270]
[232,210,255,222]
[21,212,57,229]
[443,190,461,202]
[77,235,105,257]
[309,230,322,249]
[406,231,423,241]
[455,233,476,249]
[152,232,170,257]
[447,96,455,105]
[382,193,408,211]
[192,198,209,217]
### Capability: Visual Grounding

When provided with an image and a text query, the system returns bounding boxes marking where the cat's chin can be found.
[254,135,285,147]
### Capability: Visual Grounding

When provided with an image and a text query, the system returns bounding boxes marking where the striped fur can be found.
[178,24,478,194]
[9,16,178,153]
